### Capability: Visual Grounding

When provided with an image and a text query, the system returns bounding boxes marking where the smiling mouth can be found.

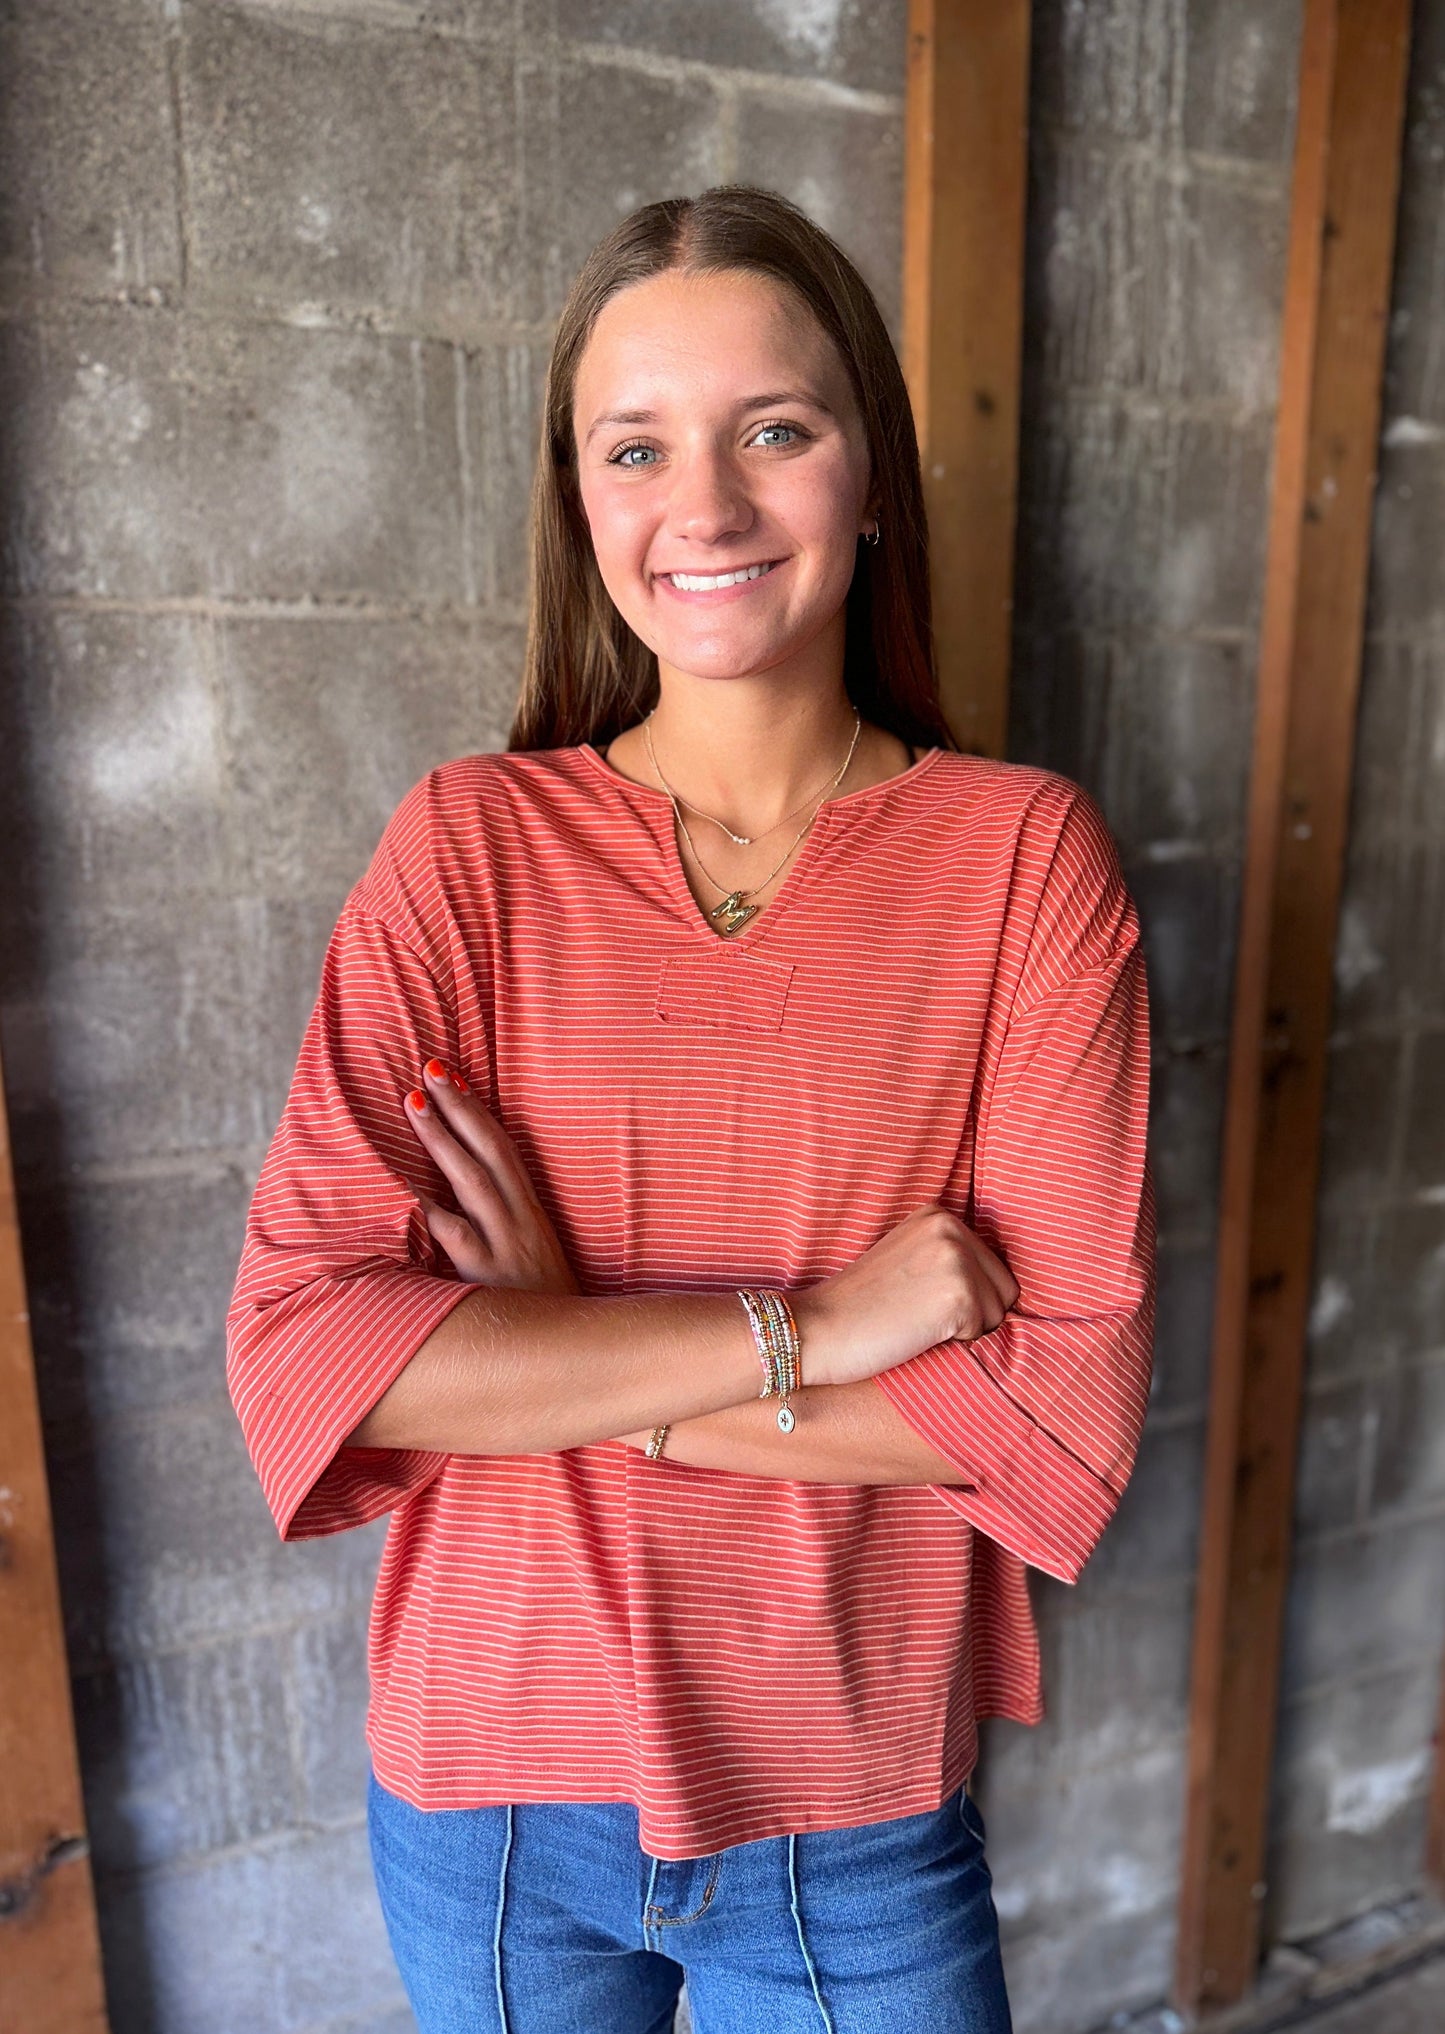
[659,560,784,592]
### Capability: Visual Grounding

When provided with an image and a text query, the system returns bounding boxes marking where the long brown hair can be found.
[508,184,958,757]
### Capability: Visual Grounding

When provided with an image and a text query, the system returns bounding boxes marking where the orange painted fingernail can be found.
[406,1088,428,1113]
[425,1058,448,1081]
[451,1073,470,1093]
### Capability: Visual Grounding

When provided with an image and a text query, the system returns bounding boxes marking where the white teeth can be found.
[667,561,776,592]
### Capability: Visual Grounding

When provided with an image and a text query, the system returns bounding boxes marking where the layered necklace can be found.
[642,706,864,937]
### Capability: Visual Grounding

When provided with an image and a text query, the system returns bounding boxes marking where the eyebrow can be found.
[582,389,835,446]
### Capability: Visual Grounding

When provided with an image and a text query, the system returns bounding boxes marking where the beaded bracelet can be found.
[645,1423,670,1460]
[736,1287,801,1433]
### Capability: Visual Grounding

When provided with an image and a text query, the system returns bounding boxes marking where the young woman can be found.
[227,186,1155,2033]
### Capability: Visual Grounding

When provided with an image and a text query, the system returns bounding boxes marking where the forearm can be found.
[342,1285,768,1456]
[622,1376,974,1487]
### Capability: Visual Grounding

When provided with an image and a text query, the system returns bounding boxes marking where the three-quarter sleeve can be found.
[872,788,1156,1585]
[226,895,483,1542]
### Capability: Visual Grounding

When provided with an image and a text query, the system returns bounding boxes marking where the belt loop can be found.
[494,1803,514,2032]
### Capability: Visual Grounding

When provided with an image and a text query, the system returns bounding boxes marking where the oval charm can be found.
[776,1403,796,1434]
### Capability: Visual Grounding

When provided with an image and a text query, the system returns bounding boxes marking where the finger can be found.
[964,1229,1021,1314]
[404,1088,510,1245]
[422,1198,495,1283]
[420,1059,542,1225]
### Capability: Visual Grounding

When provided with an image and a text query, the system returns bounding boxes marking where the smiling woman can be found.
[225,186,1155,2034]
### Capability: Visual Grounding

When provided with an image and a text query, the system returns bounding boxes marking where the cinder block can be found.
[520,55,725,326]
[0,310,196,599]
[98,1823,404,2034]
[1401,1030,1445,1198]
[1265,1659,1438,1941]
[1147,1047,1227,1240]
[1150,1234,1218,1414]
[290,1612,373,1828]
[1127,852,1235,1045]
[72,1633,296,1876]
[0,0,182,299]
[1156,411,1273,632]
[989,1585,1194,1797]
[1015,400,1171,633]
[1304,1202,1391,1385]
[1340,636,1423,863]
[43,1403,387,1669]
[1379,1,1445,426]
[183,318,467,605]
[218,613,517,905]
[1005,628,1112,797]
[1178,171,1289,414]
[1,902,260,1175]
[1097,636,1253,858]
[236,892,370,1144]
[1369,442,1445,636]
[1280,1511,1445,1698]
[733,94,904,341]
[463,340,548,613]
[1075,1410,1205,1596]
[1371,1203,1445,1367]
[1180,0,1303,163]
[181,6,523,330]
[1330,847,1412,1034]
[1370,1354,1445,1516]
[552,0,906,97]
[1314,1036,1404,1214]
[982,1742,1184,2034]
[1029,0,1184,146]
[1291,1376,1370,1539]
[0,310,468,606]
[0,605,226,920]
[21,1161,252,1426]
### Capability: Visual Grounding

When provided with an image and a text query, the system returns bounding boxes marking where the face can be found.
[571,267,875,686]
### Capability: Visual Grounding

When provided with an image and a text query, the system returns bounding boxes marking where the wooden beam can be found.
[902,0,1030,760]
[1174,0,1413,2013]
[0,1052,110,2027]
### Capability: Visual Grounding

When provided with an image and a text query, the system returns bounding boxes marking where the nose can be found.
[665,445,754,547]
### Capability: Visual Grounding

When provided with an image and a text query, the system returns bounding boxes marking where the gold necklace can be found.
[647,710,864,937]
[642,707,856,846]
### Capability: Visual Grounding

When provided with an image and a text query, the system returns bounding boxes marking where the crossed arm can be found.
[342,1055,974,1488]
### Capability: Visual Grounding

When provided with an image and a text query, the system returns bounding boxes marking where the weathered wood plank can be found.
[902,0,1030,759]
[0,1054,110,2029]
[1174,0,1413,2011]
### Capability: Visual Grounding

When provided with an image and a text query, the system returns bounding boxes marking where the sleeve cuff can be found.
[873,1337,1121,1585]
[231,1264,482,1542]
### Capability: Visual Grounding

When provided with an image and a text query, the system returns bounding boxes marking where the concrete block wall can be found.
[0,3,1440,2031]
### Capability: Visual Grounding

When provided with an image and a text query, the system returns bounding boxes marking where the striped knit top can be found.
[226,739,1156,1859]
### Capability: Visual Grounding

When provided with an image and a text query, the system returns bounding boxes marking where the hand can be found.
[403,1059,581,1295]
[795,1201,1019,1389]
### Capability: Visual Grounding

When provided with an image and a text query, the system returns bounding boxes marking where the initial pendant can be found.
[710,889,760,936]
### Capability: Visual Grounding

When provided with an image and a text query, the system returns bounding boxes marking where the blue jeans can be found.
[367,1768,1013,2032]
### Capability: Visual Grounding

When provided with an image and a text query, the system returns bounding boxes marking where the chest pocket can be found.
[654,948,796,1034]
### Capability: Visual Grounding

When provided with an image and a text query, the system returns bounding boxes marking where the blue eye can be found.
[753,423,797,448]
[610,442,658,468]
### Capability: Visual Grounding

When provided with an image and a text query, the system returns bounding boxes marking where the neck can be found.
[644,677,862,835]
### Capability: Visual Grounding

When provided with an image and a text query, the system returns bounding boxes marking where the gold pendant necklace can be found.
[648,711,865,937]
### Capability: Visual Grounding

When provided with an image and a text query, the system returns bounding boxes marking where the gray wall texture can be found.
[0,3,1441,2031]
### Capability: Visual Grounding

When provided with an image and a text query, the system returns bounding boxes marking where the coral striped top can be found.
[226,739,1156,1859]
